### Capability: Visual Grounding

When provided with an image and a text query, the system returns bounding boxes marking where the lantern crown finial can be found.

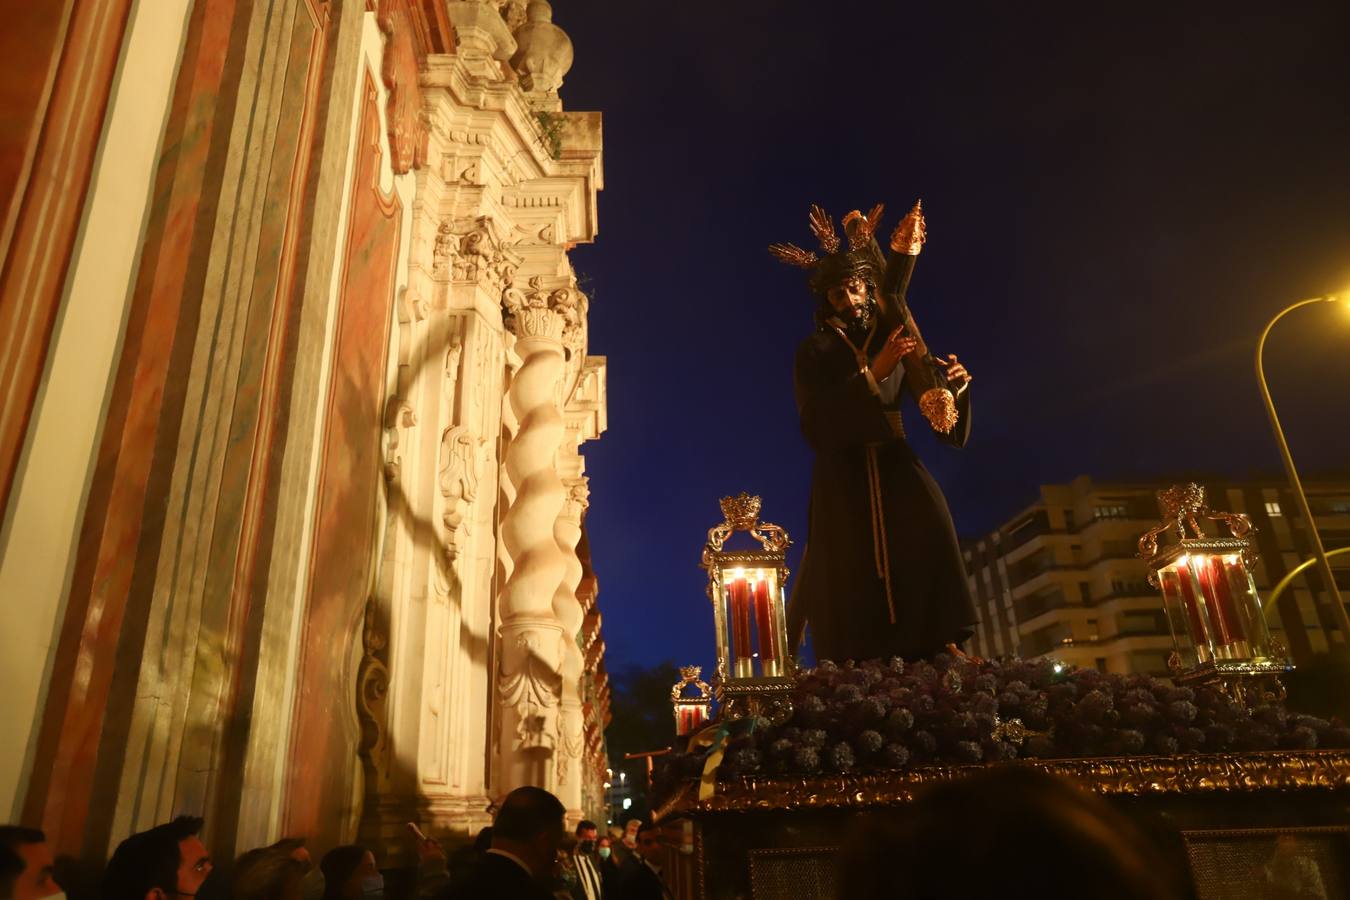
[671,666,711,701]
[704,493,791,562]
[719,492,762,531]
[1138,482,1259,577]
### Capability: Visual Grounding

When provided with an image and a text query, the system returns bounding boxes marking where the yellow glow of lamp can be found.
[701,493,795,723]
[1138,484,1292,704]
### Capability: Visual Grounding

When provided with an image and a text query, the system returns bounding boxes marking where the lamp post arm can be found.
[1254,296,1350,642]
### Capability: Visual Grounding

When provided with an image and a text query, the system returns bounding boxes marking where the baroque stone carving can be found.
[439,424,482,561]
[378,0,429,174]
[509,1,574,94]
[356,598,392,784]
[383,398,418,484]
[501,274,586,353]
[561,478,590,523]
[498,631,563,750]
[432,216,521,290]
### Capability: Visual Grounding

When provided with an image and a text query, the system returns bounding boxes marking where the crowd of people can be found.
[0,787,673,900]
[3,768,1205,900]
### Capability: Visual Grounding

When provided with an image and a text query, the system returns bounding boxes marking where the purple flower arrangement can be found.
[654,655,1350,790]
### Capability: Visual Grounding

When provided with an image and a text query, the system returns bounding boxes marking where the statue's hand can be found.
[938,353,972,388]
[871,326,917,382]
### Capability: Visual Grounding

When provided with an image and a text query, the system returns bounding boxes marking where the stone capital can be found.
[501,274,584,349]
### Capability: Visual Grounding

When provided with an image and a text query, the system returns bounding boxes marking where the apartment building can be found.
[965,475,1350,675]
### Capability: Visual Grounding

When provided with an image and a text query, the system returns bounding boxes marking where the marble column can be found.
[496,305,568,792]
[552,475,589,820]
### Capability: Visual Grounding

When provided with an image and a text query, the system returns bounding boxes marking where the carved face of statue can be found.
[826,275,875,329]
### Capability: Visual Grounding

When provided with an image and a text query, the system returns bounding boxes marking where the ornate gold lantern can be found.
[1138,484,1292,703]
[671,666,713,737]
[701,493,794,722]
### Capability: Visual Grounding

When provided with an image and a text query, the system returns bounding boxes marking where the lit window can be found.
[1265,501,1282,517]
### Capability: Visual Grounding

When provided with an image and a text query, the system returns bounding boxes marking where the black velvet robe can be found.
[787,327,977,662]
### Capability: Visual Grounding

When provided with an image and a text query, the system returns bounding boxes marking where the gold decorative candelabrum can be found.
[701,494,795,723]
[671,666,713,737]
[1138,484,1293,705]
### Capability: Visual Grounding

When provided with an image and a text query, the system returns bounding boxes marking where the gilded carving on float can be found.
[660,751,1350,815]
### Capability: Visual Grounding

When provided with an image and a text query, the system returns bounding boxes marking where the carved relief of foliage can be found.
[499,633,562,750]
[439,424,482,561]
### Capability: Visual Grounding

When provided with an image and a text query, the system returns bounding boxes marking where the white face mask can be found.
[597,847,611,860]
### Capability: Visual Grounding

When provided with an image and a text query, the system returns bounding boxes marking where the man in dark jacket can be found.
[443,787,564,900]
[616,825,670,900]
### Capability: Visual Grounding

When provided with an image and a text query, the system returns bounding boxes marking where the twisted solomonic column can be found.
[497,302,569,792]
[552,476,589,819]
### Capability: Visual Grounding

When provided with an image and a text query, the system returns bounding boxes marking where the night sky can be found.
[557,2,1350,676]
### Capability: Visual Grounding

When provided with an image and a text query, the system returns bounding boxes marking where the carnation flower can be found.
[909,730,938,756]
[856,729,884,755]
[972,691,998,716]
[1121,702,1160,728]
[885,707,916,736]
[728,748,762,773]
[798,695,827,723]
[1164,687,1196,704]
[1115,729,1146,754]
[801,728,828,748]
[882,743,911,768]
[792,746,822,773]
[827,741,856,772]
[1076,690,1114,723]
[816,660,839,674]
[1152,734,1180,755]
[887,657,906,675]
[769,737,794,760]
[852,698,887,725]
[1167,700,1198,723]
[835,683,864,703]
[1252,705,1287,730]
[1178,726,1205,752]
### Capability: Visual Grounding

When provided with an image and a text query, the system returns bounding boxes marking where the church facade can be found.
[0,0,610,865]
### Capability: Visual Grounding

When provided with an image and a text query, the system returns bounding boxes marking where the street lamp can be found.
[1255,293,1350,642]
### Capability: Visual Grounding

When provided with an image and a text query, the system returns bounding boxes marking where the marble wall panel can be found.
[0,0,134,520]
[285,72,403,850]
[22,0,252,857]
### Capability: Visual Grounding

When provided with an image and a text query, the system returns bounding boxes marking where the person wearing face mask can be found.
[102,816,214,900]
[318,847,382,900]
[0,827,63,900]
[568,822,602,900]
[592,839,618,900]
